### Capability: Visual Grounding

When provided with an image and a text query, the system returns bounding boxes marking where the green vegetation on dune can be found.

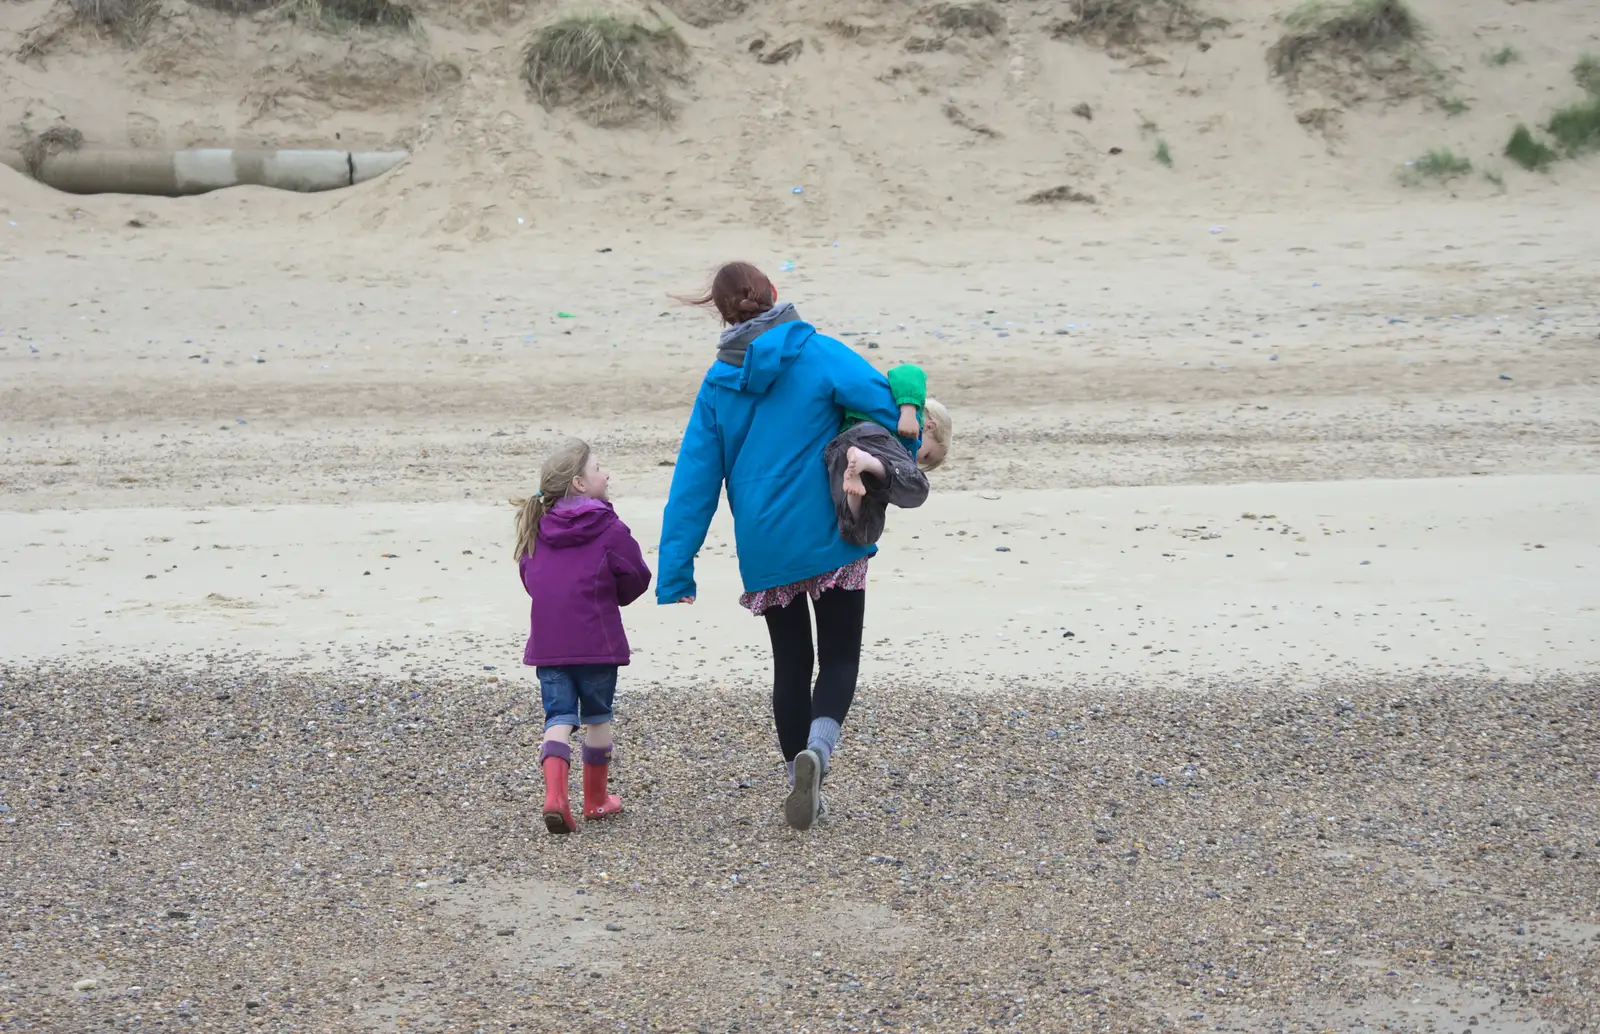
[1400,148,1470,185]
[1546,95,1600,156]
[1571,54,1600,95]
[1504,124,1557,171]
[522,15,687,126]
[273,0,415,30]
[932,2,1004,36]
[1273,0,1420,78]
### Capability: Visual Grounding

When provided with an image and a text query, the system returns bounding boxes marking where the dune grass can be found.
[932,2,1004,36]
[273,0,415,29]
[1545,95,1600,156]
[16,0,158,60]
[1400,148,1469,185]
[1155,138,1173,166]
[1495,56,1600,171]
[522,15,687,126]
[1573,54,1600,95]
[69,0,158,40]
[1271,0,1419,81]
[1504,124,1557,171]
[1484,45,1519,67]
[1050,0,1225,49]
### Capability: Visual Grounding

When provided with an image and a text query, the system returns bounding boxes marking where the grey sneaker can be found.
[786,749,823,831]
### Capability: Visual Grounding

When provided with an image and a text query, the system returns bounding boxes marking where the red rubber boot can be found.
[581,743,622,820]
[540,742,577,835]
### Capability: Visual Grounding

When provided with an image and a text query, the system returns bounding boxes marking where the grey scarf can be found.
[716,302,799,367]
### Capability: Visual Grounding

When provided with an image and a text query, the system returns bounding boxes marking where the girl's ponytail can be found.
[509,492,552,560]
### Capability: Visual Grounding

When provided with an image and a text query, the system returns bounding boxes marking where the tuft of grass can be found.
[1400,148,1470,185]
[69,0,159,40]
[522,15,688,126]
[1436,94,1467,116]
[1484,45,1519,67]
[1545,94,1600,156]
[1504,124,1557,171]
[273,0,415,29]
[1024,185,1097,205]
[1574,54,1600,95]
[17,0,157,61]
[1050,0,1226,50]
[1155,138,1173,166]
[1271,0,1419,81]
[193,0,276,12]
[932,2,1004,36]
[1482,168,1504,190]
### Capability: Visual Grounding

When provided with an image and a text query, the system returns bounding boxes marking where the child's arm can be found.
[607,521,654,607]
[887,364,927,438]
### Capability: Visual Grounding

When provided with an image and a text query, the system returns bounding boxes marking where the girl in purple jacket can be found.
[511,439,653,835]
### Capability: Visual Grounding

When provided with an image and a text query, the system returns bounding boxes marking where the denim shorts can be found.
[536,665,618,729]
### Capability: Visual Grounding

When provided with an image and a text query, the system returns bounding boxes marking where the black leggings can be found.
[762,588,866,762]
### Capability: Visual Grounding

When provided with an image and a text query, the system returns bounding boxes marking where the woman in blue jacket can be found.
[658,262,909,832]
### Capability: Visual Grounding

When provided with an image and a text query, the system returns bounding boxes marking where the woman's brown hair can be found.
[509,438,592,560]
[684,261,777,326]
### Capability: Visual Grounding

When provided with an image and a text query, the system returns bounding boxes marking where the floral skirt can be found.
[739,557,870,616]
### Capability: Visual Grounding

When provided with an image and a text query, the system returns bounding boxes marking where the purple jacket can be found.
[520,498,653,667]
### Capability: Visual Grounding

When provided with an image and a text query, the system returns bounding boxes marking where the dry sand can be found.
[4,0,1600,1027]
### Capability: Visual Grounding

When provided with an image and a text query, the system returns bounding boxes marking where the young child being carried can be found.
[511,439,652,835]
[824,362,953,547]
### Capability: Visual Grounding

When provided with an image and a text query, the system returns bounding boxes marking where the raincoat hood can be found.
[537,497,616,548]
[707,313,812,396]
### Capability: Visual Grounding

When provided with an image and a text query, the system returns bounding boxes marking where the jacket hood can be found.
[707,317,813,396]
[538,497,617,548]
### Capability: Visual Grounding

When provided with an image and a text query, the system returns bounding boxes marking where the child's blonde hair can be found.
[510,438,593,560]
[919,398,952,471]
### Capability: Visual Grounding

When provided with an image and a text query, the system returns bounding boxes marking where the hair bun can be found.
[682,261,777,327]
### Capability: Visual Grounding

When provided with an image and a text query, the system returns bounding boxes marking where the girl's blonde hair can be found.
[920,398,952,471]
[510,438,593,560]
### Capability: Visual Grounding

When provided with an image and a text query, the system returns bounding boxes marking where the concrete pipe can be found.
[0,148,408,197]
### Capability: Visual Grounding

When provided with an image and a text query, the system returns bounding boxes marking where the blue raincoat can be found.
[656,316,906,603]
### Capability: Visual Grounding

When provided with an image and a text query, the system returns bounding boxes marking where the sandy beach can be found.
[5,0,1600,1026]
[3,476,1598,684]
[4,206,1597,1031]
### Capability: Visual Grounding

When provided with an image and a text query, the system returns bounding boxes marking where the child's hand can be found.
[676,596,695,605]
[896,410,920,439]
